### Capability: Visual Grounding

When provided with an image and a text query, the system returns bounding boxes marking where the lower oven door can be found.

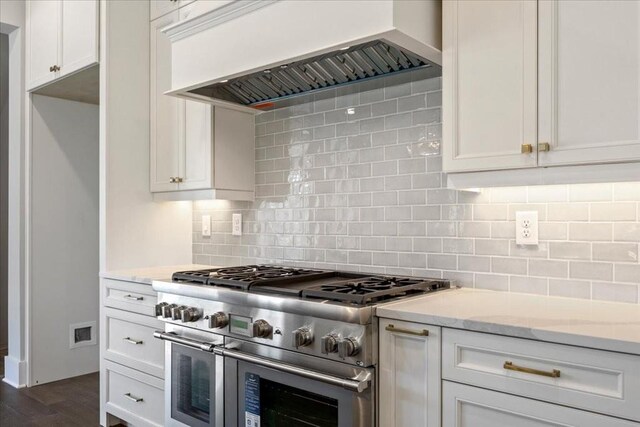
[220,339,374,427]
[154,325,224,427]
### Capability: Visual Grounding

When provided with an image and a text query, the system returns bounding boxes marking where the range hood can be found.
[163,0,442,112]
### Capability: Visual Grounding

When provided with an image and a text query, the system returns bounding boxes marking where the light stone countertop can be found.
[100,264,215,285]
[376,288,640,356]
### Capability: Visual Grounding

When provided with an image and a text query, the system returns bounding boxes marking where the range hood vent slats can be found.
[196,40,438,107]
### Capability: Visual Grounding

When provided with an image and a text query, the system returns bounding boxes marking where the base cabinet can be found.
[378,318,441,427]
[443,381,639,427]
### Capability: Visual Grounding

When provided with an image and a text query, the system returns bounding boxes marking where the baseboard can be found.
[3,355,27,388]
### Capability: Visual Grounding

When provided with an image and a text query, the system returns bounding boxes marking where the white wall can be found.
[30,95,99,385]
[0,33,8,354]
[100,0,191,272]
[0,0,26,388]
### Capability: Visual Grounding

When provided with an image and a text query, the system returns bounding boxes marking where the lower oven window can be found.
[175,352,210,423]
[258,377,339,426]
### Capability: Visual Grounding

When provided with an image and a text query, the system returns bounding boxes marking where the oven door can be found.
[154,325,224,427]
[220,339,374,427]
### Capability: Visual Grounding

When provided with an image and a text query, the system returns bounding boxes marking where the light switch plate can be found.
[515,211,538,245]
[232,213,242,236]
[202,215,211,237]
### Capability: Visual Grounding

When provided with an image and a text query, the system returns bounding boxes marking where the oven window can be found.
[175,353,210,423]
[259,378,339,426]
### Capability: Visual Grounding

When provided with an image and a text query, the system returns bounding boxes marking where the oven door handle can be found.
[214,346,371,393]
[153,331,217,352]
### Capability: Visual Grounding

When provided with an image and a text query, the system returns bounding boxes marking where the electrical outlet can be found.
[516,211,538,245]
[202,215,211,237]
[232,213,242,236]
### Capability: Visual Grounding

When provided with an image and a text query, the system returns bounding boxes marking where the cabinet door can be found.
[27,0,60,90]
[443,381,638,427]
[443,0,538,172]
[150,0,180,21]
[178,101,213,191]
[150,12,180,192]
[539,1,640,166]
[378,319,441,427]
[59,0,99,78]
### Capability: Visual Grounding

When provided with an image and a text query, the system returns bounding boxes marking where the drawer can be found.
[443,328,640,422]
[443,381,639,427]
[104,360,164,427]
[103,278,158,316]
[104,307,165,378]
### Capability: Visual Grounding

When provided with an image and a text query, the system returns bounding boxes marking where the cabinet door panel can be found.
[443,0,537,172]
[443,382,638,427]
[27,0,60,90]
[60,0,98,77]
[539,1,640,165]
[378,319,441,427]
[150,12,180,192]
[178,101,213,191]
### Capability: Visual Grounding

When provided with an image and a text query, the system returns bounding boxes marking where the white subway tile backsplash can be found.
[194,72,640,304]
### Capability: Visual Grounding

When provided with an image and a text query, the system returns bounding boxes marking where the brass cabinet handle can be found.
[521,144,533,154]
[123,294,143,301]
[504,361,560,378]
[385,324,429,337]
[124,392,144,403]
[50,65,60,72]
[176,177,183,183]
[169,177,176,183]
[123,337,143,345]
[538,142,551,152]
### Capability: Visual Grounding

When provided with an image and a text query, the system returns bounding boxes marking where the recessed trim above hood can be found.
[163,0,442,112]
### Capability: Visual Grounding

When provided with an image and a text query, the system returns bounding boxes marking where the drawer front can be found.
[443,381,639,427]
[443,328,640,422]
[103,278,158,316]
[104,307,165,378]
[105,361,164,427]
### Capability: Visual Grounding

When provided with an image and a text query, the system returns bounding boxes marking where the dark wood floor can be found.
[0,372,100,426]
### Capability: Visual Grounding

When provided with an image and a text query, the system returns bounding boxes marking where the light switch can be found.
[232,213,242,236]
[202,215,211,237]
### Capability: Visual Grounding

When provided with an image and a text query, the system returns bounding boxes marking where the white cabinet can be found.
[378,318,441,427]
[443,0,538,173]
[150,0,195,21]
[150,11,255,200]
[538,0,640,166]
[443,381,639,427]
[444,0,640,175]
[27,0,98,91]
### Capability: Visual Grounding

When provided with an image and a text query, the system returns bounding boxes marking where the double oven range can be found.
[152,265,450,427]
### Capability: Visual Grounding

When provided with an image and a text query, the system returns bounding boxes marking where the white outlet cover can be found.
[202,215,211,237]
[232,213,242,236]
[516,211,539,245]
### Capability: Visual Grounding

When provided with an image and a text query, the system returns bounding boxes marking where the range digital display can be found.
[230,315,252,337]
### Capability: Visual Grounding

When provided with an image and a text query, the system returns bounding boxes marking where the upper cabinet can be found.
[443,0,640,175]
[150,10,255,201]
[27,0,99,92]
[150,0,196,21]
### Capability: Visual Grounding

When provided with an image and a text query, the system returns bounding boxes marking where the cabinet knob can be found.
[521,144,533,154]
[176,177,183,183]
[50,65,60,72]
[169,177,176,183]
[538,142,551,152]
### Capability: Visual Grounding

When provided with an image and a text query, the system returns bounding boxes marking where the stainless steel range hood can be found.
[164,0,442,112]
[189,40,440,109]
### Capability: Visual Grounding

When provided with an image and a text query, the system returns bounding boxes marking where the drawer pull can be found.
[123,294,143,301]
[385,324,429,337]
[124,392,144,403]
[504,361,561,378]
[123,337,143,345]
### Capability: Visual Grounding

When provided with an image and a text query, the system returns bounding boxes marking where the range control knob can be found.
[292,327,313,348]
[161,304,177,318]
[252,319,273,339]
[321,334,338,354]
[208,312,228,329]
[180,307,201,323]
[337,337,360,358]
[154,302,168,317]
[171,305,187,321]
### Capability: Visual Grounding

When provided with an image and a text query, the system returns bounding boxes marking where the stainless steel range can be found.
[152,265,450,427]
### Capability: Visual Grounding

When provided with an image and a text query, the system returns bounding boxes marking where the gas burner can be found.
[301,276,447,306]
[172,265,329,290]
